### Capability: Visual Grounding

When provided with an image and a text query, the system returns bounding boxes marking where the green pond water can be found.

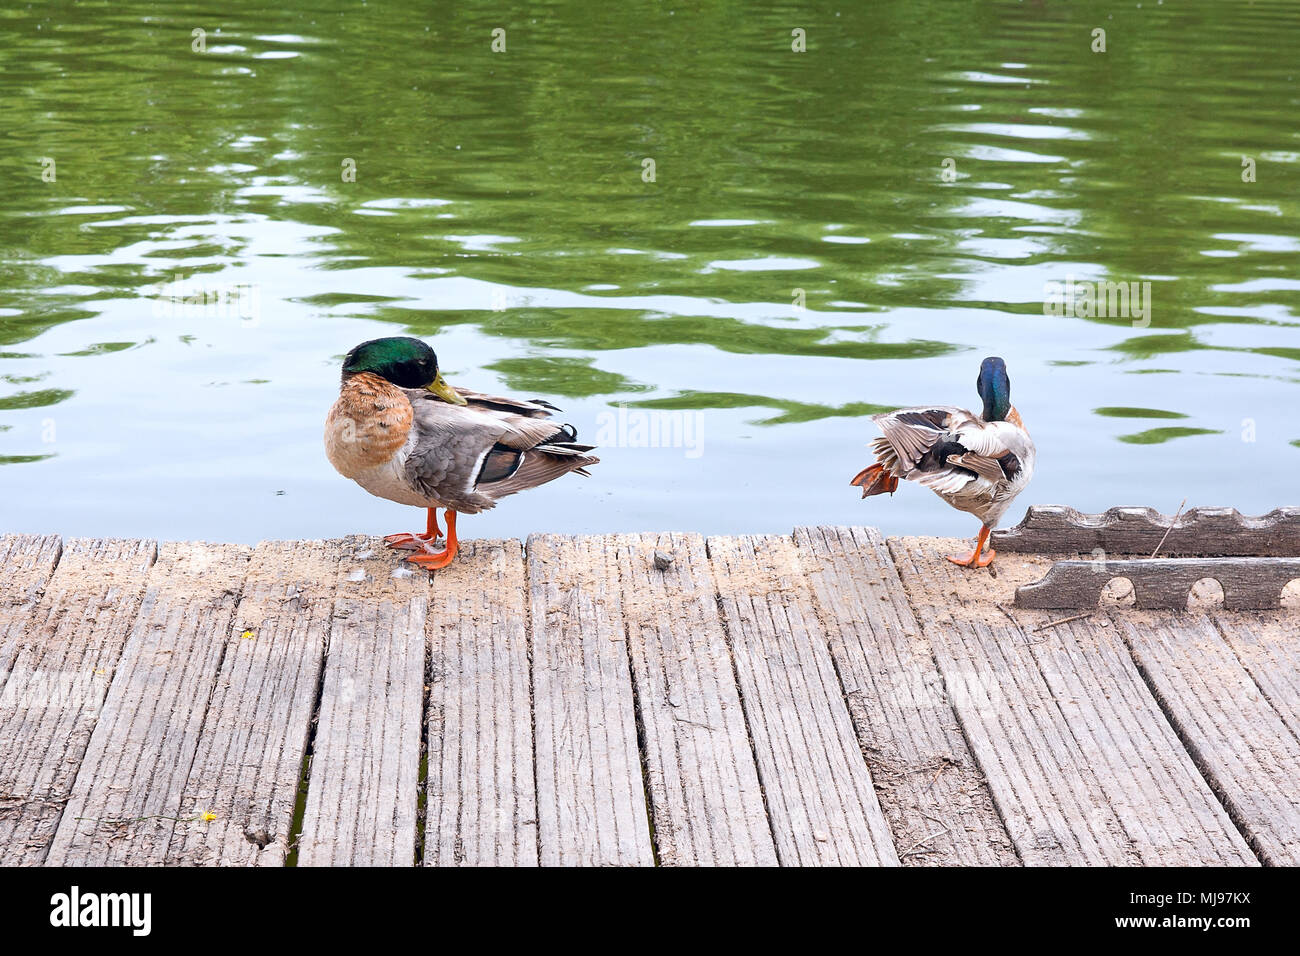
[1,0,1298,543]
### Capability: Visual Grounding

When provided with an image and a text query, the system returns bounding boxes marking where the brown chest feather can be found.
[324,372,414,477]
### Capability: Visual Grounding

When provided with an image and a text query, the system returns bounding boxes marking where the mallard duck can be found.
[324,336,599,570]
[851,356,1034,568]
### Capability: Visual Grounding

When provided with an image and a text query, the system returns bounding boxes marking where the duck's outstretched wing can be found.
[871,405,1022,493]
[403,389,599,513]
[872,406,968,474]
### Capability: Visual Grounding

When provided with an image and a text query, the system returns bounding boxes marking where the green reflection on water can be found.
[0,389,75,410]
[485,356,648,398]
[629,391,894,426]
[1093,407,1190,420]
[1117,427,1224,445]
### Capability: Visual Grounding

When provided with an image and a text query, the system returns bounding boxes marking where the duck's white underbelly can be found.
[351,444,445,509]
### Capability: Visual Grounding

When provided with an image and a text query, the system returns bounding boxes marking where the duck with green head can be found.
[850,356,1035,568]
[325,336,599,570]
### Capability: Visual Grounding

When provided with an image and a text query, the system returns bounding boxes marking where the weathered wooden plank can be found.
[0,538,156,865]
[0,534,64,689]
[1115,610,1300,865]
[1214,611,1300,744]
[708,534,899,866]
[614,532,777,866]
[45,542,249,866]
[795,525,1016,866]
[993,504,1300,556]
[296,542,427,866]
[889,537,1256,866]
[528,533,653,866]
[166,539,346,865]
[425,539,537,866]
[1017,557,1300,609]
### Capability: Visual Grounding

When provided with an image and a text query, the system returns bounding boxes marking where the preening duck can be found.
[325,336,599,570]
[851,356,1034,568]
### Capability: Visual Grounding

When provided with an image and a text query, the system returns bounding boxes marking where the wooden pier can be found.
[0,527,1297,867]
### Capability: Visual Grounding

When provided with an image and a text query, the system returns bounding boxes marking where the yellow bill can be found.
[425,373,467,405]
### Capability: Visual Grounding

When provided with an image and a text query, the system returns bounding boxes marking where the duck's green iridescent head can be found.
[976,356,1011,422]
[341,336,466,405]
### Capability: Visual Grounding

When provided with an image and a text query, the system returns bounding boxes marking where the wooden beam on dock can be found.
[46,542,249,866]
[424,539,537,867]
[795,525,1017,865]
[169,539,346,865]
[993,504,1300,556]
[615,532,777,866]
[1113,610,1300,865]
[709,534,899,866]
[295,540,426,866]
[0,534,63,686]
[528,534,653,866]
[1216,611,1300,745]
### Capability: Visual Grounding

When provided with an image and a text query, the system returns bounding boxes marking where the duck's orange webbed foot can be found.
[946,547,996,568]
[946,525,996,568]
[384,508,442,551]
[404,510,458,573]
[850,463,899,499]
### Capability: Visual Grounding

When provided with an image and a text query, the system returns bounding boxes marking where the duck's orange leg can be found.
[384,508,442,551]
[405,510,458,572]
[947,525,996,568]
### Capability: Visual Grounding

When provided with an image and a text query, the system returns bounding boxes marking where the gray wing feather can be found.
[946,452,1007,483]
[872,406,968,474]
[402,388,598,512]
[452,387,559,419]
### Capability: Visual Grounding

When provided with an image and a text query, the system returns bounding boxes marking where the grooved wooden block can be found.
[993,505,1300,556]
[1016,557,1300,609]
